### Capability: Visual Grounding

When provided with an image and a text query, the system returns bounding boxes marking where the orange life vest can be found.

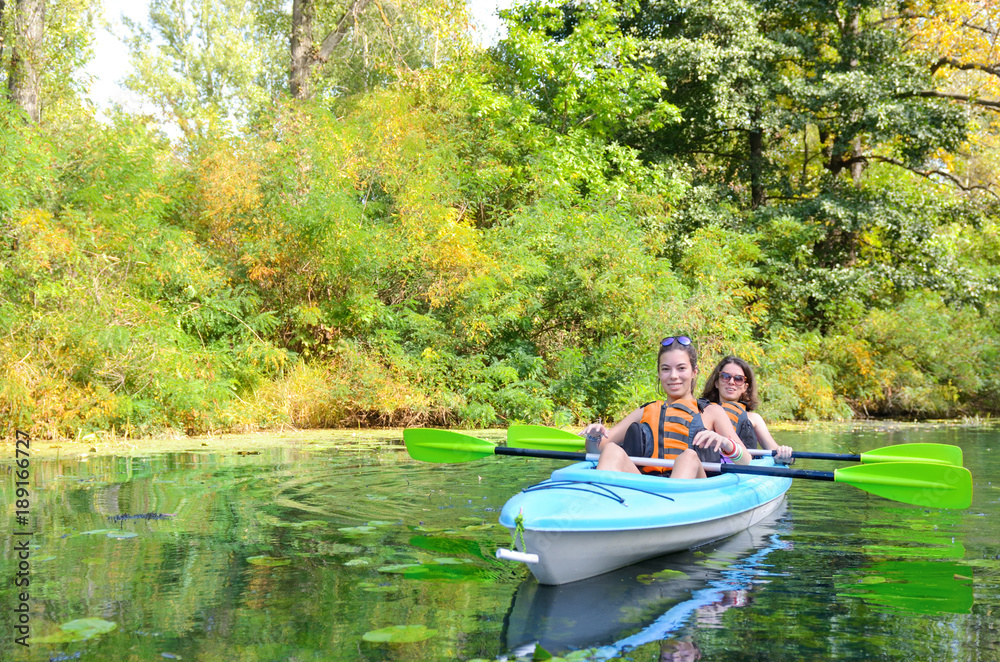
[637,397,710,474]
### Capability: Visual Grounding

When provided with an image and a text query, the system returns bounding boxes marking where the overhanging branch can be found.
[902,90,1000,112]
[871,156,999,200]
[317,0,372,62]
[930,57,1000,78]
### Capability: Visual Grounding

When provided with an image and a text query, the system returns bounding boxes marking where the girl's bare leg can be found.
[595,443,642,474]
[669,449,707,479]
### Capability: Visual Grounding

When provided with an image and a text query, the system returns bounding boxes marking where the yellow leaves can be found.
[908,1,1000,98]
[15,208,75,272]
[196,144,263,233]
[346,90,495,310]
[909,1,997,61]
[246,261,278,287]
[250,349,431,429]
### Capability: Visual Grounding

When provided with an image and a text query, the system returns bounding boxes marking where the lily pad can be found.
[82,557,106,565]
[462,523,497,532]
[323,543,361,555]
[246,555,292,567]
[79,529,113,536]
[378,563,422,573]
[35,617,117,643]
[531,643,554,660]
[339,526,377,535]
[637,569,687,584]
[344,557,373,566]
[861,576,889,584]
[362,624,437,643]
[276,519,327,529]
[107,531,138,539]
[297,519,328,528]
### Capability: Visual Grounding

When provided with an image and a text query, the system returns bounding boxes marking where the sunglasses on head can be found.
[660,336,692,347]
[719,372,746,385]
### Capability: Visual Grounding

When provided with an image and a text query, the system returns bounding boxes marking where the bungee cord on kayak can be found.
[520,479,677,504]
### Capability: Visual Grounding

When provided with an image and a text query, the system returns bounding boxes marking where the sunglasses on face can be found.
[719,372,746,385]
[660,336,692,347]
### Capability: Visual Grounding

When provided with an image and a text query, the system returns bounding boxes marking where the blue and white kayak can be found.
[496,458,792,585]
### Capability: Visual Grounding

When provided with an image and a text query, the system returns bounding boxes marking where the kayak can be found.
[496,458,792,585]
[504,509,788,654]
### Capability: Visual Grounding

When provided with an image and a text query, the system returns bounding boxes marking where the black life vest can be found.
[719,401,759,450]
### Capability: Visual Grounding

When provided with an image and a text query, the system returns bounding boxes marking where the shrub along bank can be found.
[1,65,998,438]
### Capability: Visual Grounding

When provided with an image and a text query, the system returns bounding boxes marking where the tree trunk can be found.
[290,0,315,99]
[0,0,7,64]
[7,0,45,123]
[845,8,865,185]
[289,0,372,100]
[748,107,764,209]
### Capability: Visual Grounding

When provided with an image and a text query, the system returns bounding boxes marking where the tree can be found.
[4,0,45,122]
[123,0,471,136]
[289,0,370,99]
[620,0,789,208]
[493,0,680,147]
[901,0,1000,196]
[289,0,470,100]
[123,0,280,140]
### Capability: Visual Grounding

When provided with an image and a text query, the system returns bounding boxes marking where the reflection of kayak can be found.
[496,459,791,585]
[503,510,788,655]
[592,529,792,660]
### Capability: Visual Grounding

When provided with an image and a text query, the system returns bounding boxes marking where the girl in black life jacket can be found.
[580,336,751,479]
[701,356,794,462]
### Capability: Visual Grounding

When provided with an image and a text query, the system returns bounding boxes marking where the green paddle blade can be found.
[860,443,963,467]
[507,425,584,451]
[403,429,496,463]
[833,462,972,509]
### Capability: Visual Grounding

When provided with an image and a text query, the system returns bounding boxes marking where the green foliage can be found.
[495,0,680,139]
[2,2,1000,437]
[124,0,279,140]
[820,291,998,417]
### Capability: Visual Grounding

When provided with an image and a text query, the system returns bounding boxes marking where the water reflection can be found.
[836,560,974,614]
[504,507,791,658]
[0,426,997,661]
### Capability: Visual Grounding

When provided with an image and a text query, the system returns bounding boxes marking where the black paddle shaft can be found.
[495,446,837,481]
[719,463,835,481]
[495,447,588,461]
[758,449,862,462]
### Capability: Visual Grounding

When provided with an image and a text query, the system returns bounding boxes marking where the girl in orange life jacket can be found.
[581,336,751,478]
[701,356,794,462]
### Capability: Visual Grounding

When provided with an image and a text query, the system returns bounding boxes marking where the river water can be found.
[1,424,998,661]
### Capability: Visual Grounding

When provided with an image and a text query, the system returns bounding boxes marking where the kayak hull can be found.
[504,506,788,653]
[498,460,792,585]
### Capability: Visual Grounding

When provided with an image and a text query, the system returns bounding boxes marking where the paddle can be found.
[404,428,973,509]
[507,424,583,451]
[507,425,964,467]
[747,444,963,466]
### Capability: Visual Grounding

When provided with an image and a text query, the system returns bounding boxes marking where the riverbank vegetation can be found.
[1,0,999,438]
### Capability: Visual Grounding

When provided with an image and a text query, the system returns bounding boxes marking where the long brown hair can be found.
[657,336,699,396]
[701,355,760,410]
